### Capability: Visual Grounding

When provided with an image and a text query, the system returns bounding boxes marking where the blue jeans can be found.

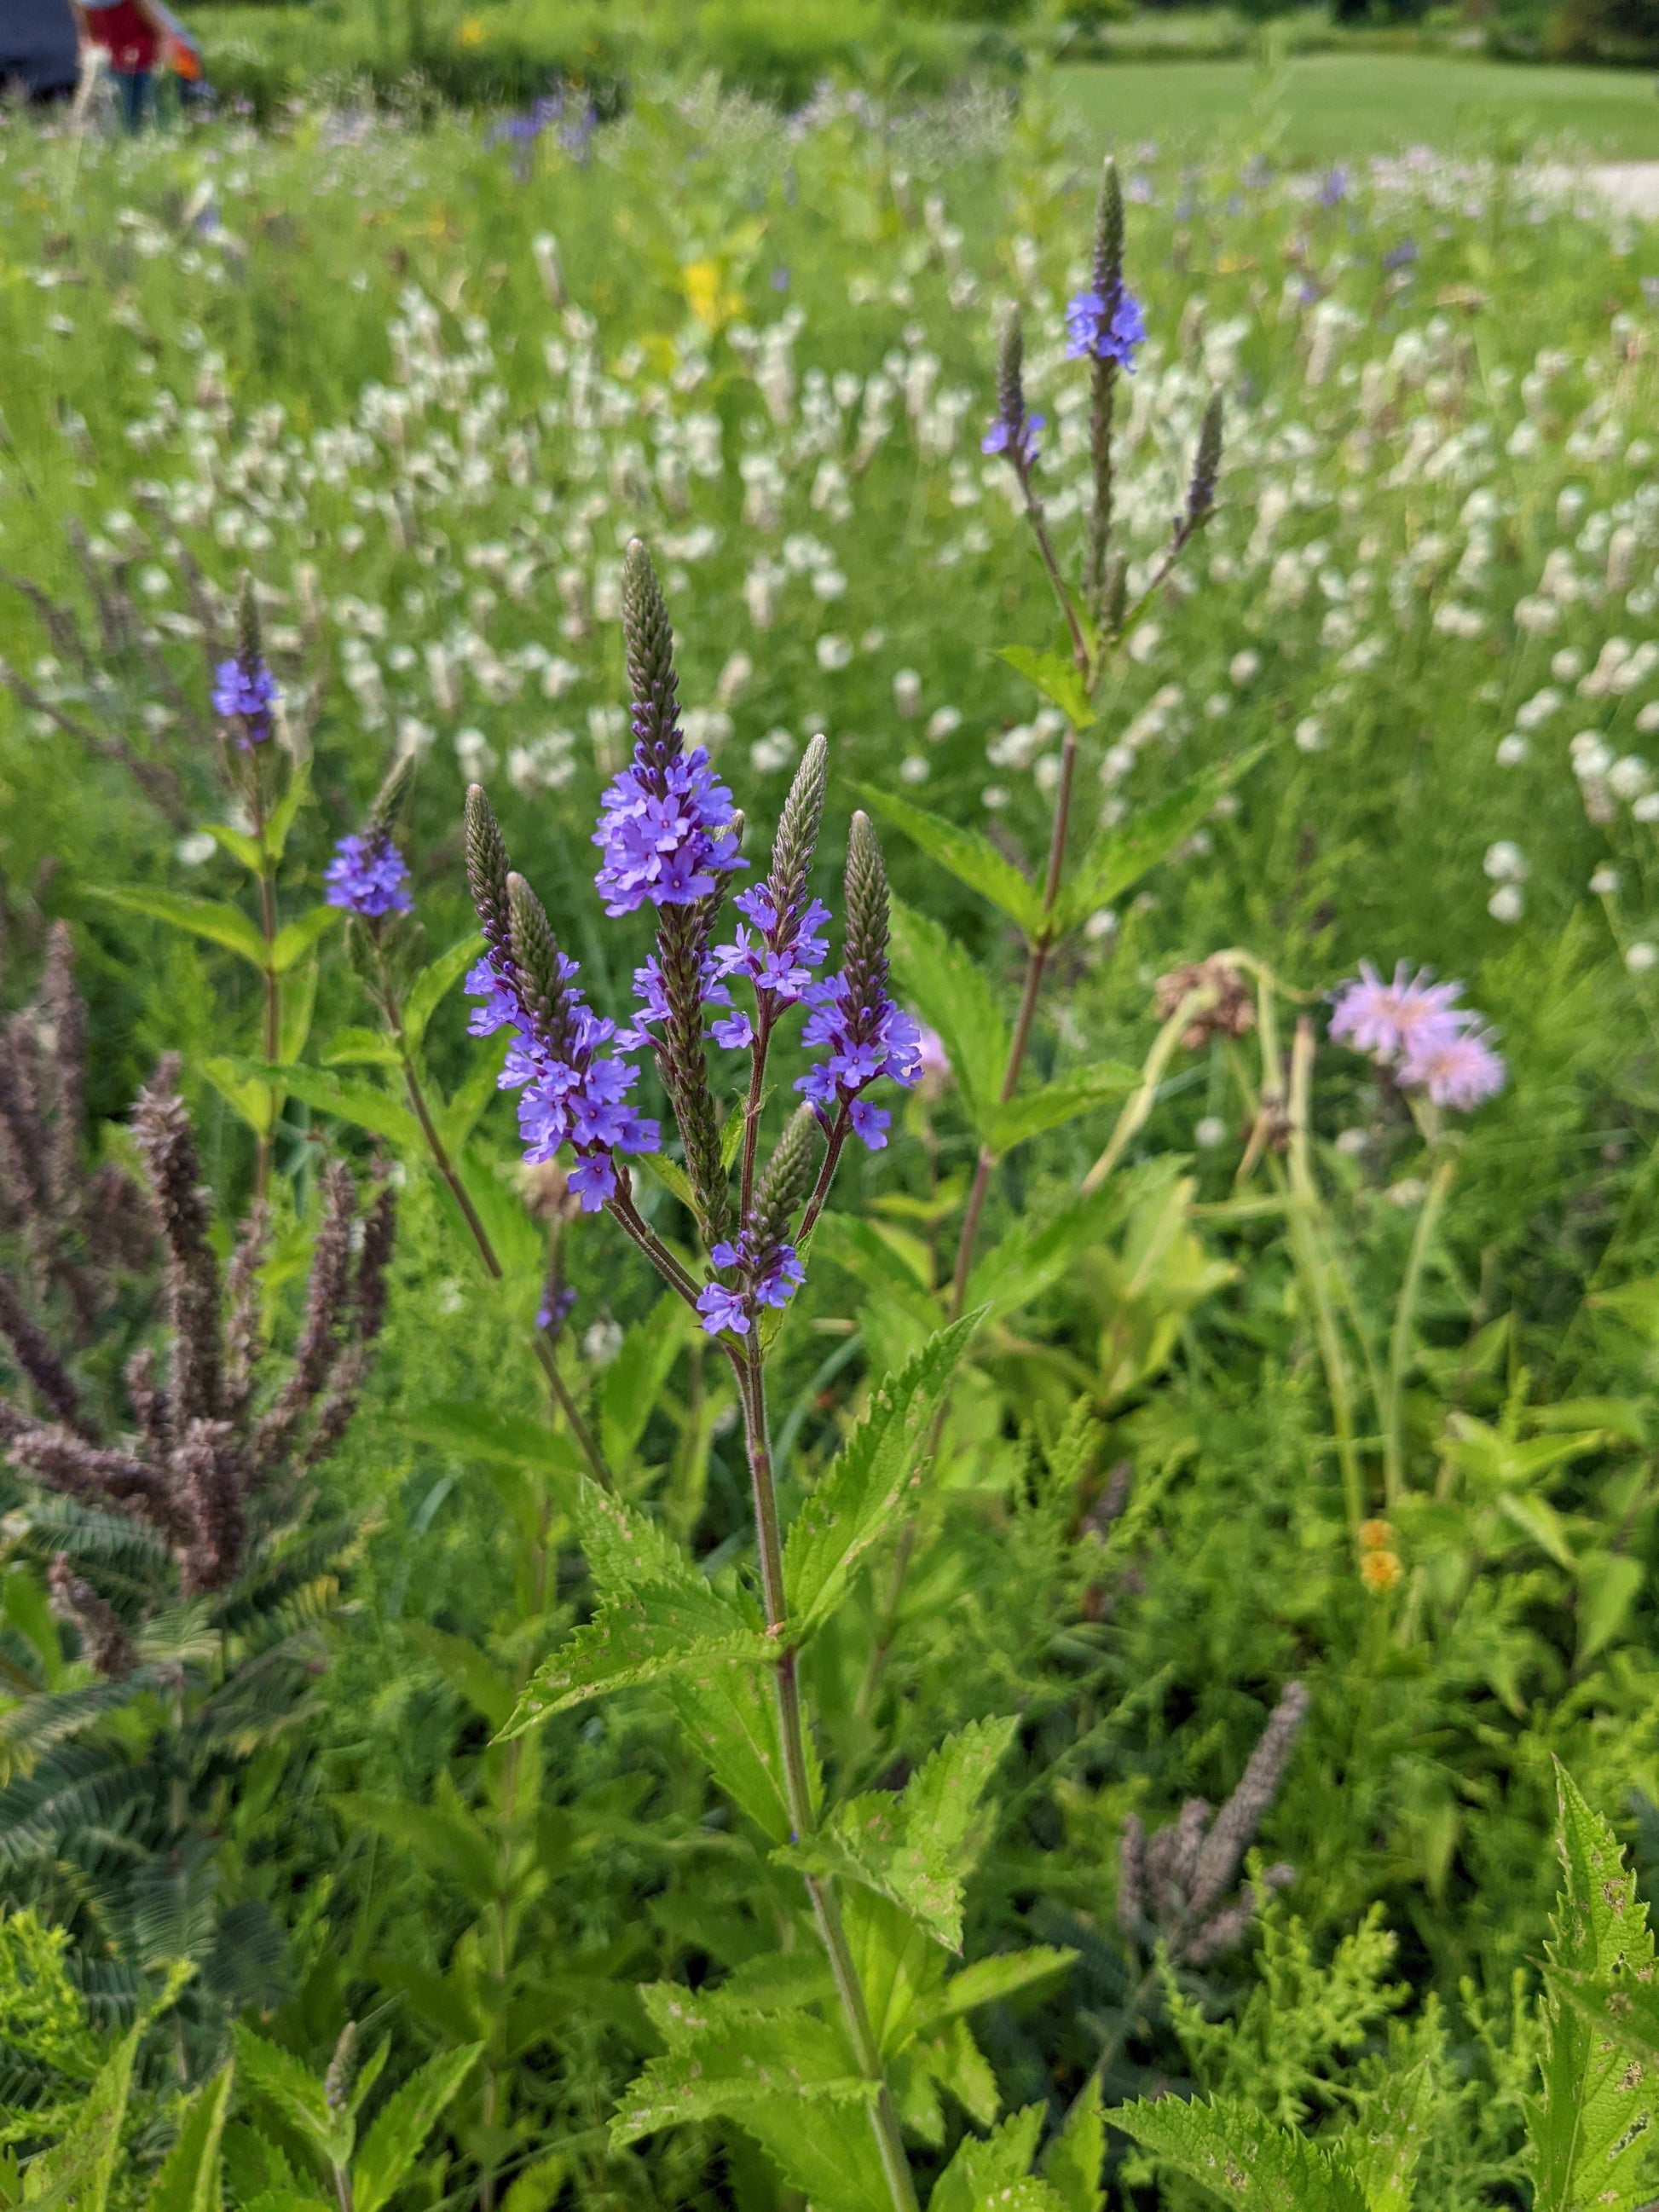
[112,69,151,130]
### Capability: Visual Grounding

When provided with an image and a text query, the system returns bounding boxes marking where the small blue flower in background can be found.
[1383,239,1419,273]
[980,410,1043,467]
[1317,165,1350,211]
[1064,285,1147,372]
[324,829,414,920]
[212,657,278,746]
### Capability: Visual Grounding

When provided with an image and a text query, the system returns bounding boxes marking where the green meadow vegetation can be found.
[4,45,1659,2212]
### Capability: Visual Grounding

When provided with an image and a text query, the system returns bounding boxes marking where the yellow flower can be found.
[458,17,485,46]
[1359,1517,1394,1551]
[682,258,741,334]
[1360,1549,1402,1592]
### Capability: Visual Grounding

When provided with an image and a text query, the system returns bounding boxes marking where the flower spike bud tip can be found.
[1187,390,1224,526]
[464,783,514,971]
[1094,154,1125,301]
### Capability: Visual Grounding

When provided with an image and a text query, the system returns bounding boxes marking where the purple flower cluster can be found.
[1329,962,1506,1112]
[695,1227,806,1338]
[709,884,833,1051]
[467,954,657,1211]
[324,829,413,920]
[592,747,743,917]
[212,656,278,747]
[1064,285,1147,371]
[799,979,923,1151]
[624,946,749,1054]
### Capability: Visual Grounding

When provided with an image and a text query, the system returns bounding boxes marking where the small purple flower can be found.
[1317,165,1350,210]
[714,887,831,1015]
[537,1285,577,1332]
[466,953,658,1211]
[1065,285,1147,372]
[1382,239,1418,274]
[324,829,413,920]
[212,656,278,747]
[981,411,1044,466]
[696,1228,806,1337]
[593,747,743,917]
[798,979,922,1152]
[1398,1025,1506,1112]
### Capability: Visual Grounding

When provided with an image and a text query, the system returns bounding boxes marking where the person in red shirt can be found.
[73,0,165,128]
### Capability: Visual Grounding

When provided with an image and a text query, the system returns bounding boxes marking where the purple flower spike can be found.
[325,829,413,919]
[798,982,922,1150]
[593,746,743,917]
[696,1228,806,1338]
[1064,285,1147,371]
[212,656,279,748]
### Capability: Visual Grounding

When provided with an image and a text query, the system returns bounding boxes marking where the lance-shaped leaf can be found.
[600,1296,691,1476]
[402,1401,586,1483]
[783,1313,980,1634]
[246,1062,423,1150]
[354,2043,483,2212]
[932,2104,1066,2212]
[1340,2058,1434,2212]
[403,932,485,1052]
[500,1580,771,1739]
[270,905,341,973]
[665,1659,802,1845]
[1109,2096,1367,2212]
[262,756,312,862]
[1043,2075,1107,2212]
[93,887,269,970]
[1526,1763,1659,2212]
[997,643,1093,730]
[921,1946,1078,2031]
[887,898,1009,1124]
[22,2020,142,2212]
[860,784,1045,938]
[635,1151,699,1213]
[142,2060,234,2212]
[779,1715,1017,1950]
[199,1056,279,1140]
[612,2009,873,2139]
[980,1063,1137,1159]
[233,2022,351,2169]
[1053,746,1263,940]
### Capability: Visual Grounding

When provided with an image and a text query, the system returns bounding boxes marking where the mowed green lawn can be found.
[1055,53,1659,162]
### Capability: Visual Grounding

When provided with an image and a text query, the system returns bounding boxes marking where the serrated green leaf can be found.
[997,643,1093,729]
[93,887,269,970]
[203,822,265,875]
[323,1026,403,1069]
[887,898,1009,1122]
[1043,2075,1106,2212]
[404,933,485,1052]
[500,1581,770,1736]
[611,2013,872,2144]
[22,2022,140,2212]
[933,2105,1064,2212]
[1526,1763,1659,2212]
[142,2061,234,2212]
[783,1313,980,1634]
[601,1297,691,1476]
[783,1716,1016,1950]
[262,758,312,862]
[636,1151,699,1212]
[922,1947,1078,2030]
[270,905,341,974]
[408,1624,516,1731]
[231,2024,349,2169]
[1054,747,1263,939]
[574,1476,702,1597]
[1342,2057,1433,2212]
[278,956,318,1069]
[1109,2095,1367,2212]
[353,2043,483,2212]
[249,1063,422,1149]
[1575,1552,1645,1666]
[664,1660,797,1844]
[964,1185,1120,1322]
[980,1063,1137,1158]
[861,785,1044,937]
[199,1056,278,1139]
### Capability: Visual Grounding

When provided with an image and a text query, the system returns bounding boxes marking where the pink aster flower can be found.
[1328,962,1469,1064]
[1397,1025,1507,1112]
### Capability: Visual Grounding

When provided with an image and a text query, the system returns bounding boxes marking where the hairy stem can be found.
[1383,1152,1456,1510]
[249,765,280,1202]
[795,1106,853,1246]
[731,1341,918,2212]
